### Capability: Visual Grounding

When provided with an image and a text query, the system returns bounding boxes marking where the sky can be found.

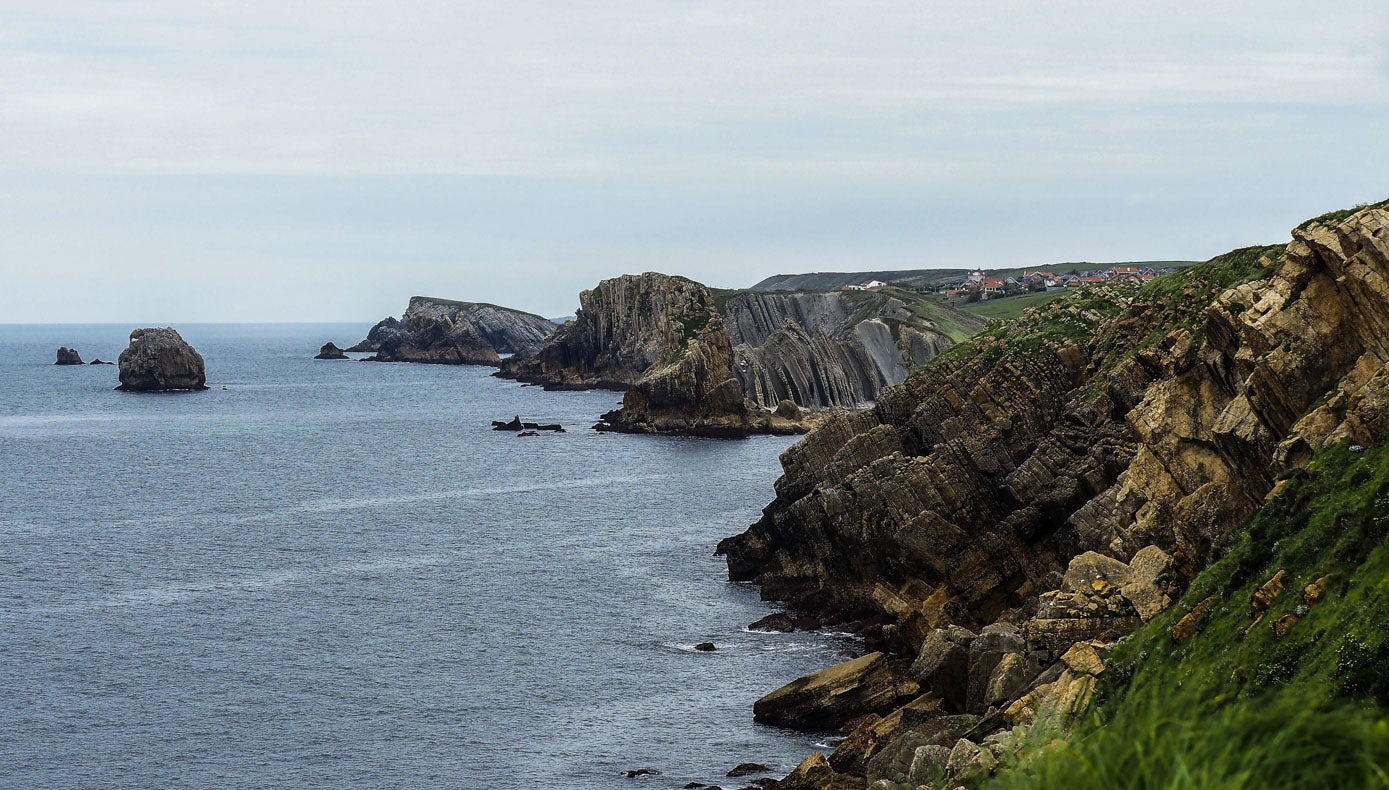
[1,1,1387,323]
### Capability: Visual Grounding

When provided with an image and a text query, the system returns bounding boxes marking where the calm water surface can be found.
[0,324,850,789]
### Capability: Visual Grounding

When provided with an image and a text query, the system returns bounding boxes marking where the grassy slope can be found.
[748,262,1200,293]
[958,290,1069,320]
[986,440,1389,788]
[970,236,1389,789]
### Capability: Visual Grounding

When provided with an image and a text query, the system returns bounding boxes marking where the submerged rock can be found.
[55,347,84,365]
[116,328,208,392]
[314,342,348,360]
[89,358,115,365]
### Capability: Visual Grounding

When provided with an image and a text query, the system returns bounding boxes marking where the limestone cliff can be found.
[720,204,1389,786]
[724,290,977,408]
[498,273,978,433]
[349,297,556,365]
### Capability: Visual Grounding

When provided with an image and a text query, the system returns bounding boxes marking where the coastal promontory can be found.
[116,327,208,392]
[498,272,982,435]
[349,297,557,365]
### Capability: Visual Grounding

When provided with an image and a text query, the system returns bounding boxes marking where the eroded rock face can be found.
[116,328,208,392]
[721,206,1389,785]
[55,347,84,365]
[350,297,556,365]
[498,273,978,434]
[724,290,976,408]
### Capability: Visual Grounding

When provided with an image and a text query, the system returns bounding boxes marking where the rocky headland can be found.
[718,203,1389,787]
[116,327,208,392]
[498,273,980,436]
[349,296,557,365]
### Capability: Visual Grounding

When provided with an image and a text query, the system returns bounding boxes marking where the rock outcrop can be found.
[314,342,348,360]
[55,347,84,365]
[722,204,1389,786]
[498,272,978,434]
[350,297,556,365]
[724,290,976,408]
[116,327,208,392]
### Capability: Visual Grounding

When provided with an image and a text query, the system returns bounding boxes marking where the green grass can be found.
[1296,199,1389,231]
[983,438,1389,789]
[958,290,1069,321]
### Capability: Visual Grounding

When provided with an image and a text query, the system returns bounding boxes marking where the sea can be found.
[0,323,854,790]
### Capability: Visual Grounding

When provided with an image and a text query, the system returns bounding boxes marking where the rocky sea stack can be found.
[350,297,557,365]
[54,347,84,365]
[314,342,348,360]
[721,202,1389,788]
[116,327,208,392]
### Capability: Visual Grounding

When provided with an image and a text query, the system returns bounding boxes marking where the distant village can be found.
[841,265,1179,301]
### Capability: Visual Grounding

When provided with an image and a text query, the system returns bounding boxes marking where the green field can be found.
[957,290,1071,320]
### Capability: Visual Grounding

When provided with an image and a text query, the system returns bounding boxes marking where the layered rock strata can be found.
[721,205,1389,785]
[350,297,556,365]
[116,327,208,392]
[498,273,977,434]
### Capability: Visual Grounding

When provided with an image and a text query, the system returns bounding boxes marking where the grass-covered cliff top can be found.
[922,242,1281,374]
[985,437,1389,788]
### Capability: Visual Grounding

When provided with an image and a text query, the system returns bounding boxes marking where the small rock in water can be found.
[748,613,795,633]
[517,430,540,437]
[89,358,114,365]
[726,762,772,777]
[314,342,349,360]
[624,768,660,778]
[694,642,716,652]
[55,347,84,365]
[492,415,524,431]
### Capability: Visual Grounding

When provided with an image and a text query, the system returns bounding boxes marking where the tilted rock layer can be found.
[498,273,979,433]
[719,205,1389,784]
[350,297,557,365]
[116,327,208,392]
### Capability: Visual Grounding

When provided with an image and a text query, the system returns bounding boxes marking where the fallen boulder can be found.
[753,652,920,731]
[116,328,208,392]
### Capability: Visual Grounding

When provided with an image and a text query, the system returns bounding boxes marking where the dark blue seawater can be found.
[0,324,850,790]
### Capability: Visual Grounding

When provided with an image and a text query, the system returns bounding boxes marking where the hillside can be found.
[750,261,1200,293]
[722,202,1389,788]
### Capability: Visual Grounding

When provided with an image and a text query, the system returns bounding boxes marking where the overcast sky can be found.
[2,1,1387,323]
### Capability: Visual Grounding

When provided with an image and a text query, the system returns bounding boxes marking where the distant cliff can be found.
[724,290,978,409]
[498,274,981,434]
[350,297,557,365]
[718,203,1389,787]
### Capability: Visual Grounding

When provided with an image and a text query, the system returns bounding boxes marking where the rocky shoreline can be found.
[709,205,1389,787]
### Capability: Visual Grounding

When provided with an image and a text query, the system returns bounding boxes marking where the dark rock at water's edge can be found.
[314,342,348,360]
[351,297,557,365]
[55,347,83,365]
[89,358,114,365]
[116,327,208,392]
[748,613,795,633]
[491,416,565,432]
[726,763,772,778]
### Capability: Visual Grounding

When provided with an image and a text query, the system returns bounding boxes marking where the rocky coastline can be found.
[349,296,558,365]
[717,204,1389,787]
[497,273,980,437]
